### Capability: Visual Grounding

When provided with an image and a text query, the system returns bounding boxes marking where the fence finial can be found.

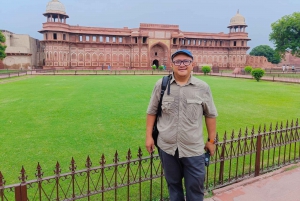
[35,162,44,179]
[245,127,248,137]
[269,123,272,132]
[19,166,27,184]
[86,156,92,169]
[0,171,5,187]
[113,151,119,164]
[126,149,132,161]
[54,161,61,175]
[69,157,77,172]
[231,130,235,140]
[251,126,255,136]
[238,128,242,138]
[137,147,143,158]
[100,154,106,166]
[223,131,227,141]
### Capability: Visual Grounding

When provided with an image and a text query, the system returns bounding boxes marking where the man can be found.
[146,49,218,201]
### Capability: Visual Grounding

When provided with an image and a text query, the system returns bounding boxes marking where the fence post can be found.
[15,166,28,201]
[0,171,5,200]
[255,133,262,176]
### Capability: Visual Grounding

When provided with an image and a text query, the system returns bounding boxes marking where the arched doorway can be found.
[152,59,159,68]
[150,43,169,68]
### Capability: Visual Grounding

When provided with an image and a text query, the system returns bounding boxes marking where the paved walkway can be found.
[204,163,300,201]
[209,72,300,84]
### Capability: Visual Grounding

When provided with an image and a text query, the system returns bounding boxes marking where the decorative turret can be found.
[43,0,69,23]
[228,10,247,33]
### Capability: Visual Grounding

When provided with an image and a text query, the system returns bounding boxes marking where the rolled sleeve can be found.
[146,79,162,115]
[203,85,218,118]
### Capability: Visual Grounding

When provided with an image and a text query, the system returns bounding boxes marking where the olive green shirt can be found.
[147,75,218,158]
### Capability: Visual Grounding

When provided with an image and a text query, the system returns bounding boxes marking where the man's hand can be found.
[205,142,216,156]
[145,136,155,154]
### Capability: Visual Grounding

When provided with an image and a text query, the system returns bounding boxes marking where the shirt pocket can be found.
[161,96,175,114]
[186,99,203,121]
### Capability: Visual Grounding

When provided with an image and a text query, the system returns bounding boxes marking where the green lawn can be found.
[0,75,299,184]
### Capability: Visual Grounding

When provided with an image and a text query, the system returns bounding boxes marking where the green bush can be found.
[201,66,211,75]
[158,65,164,70]
[151,65,157,70]
[244,66,253,74]
[251,68,265,82]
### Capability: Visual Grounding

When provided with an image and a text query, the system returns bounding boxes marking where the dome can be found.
[229,10,247,27]
[46,0,66,15]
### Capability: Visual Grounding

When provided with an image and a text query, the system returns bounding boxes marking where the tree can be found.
[269,12,300,58]
[249,45,281,64]
[0,31,7,60]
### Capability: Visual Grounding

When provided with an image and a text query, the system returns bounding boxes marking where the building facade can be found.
[1,30,44,69]
[40,0,272,70]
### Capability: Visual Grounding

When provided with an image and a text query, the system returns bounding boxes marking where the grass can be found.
[0,75,299,186]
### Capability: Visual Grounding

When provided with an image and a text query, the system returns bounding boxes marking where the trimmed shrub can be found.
[244,66,253,74]
[158,65,164,70]
[201,66,211,75]
[151,65,157,70]
[251,68,265,82]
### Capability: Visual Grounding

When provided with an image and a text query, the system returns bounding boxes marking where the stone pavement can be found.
[204,163,300,201]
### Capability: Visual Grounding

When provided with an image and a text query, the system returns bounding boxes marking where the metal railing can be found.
[0,119,299,200]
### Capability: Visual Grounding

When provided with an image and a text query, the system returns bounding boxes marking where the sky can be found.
[1,0,299,52]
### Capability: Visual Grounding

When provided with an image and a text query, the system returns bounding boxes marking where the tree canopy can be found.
[269,12,300,58]
[0,31,7,60]
[249,45,281,64]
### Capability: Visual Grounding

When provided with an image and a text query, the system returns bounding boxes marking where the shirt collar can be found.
[170,73,196,85]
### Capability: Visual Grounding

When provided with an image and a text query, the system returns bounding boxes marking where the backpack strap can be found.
[157,75,171,117]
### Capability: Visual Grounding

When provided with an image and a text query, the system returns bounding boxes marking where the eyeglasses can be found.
[172,60,193,66]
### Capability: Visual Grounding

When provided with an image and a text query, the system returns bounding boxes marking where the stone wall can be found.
[278,52,300,67]
[245,55,274,68]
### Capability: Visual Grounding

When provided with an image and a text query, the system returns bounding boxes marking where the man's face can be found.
[171,54,193,78]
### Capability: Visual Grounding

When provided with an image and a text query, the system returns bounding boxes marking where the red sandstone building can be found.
[39,0,272,70]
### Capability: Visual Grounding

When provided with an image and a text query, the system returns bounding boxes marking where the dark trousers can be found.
[159,149,205,201]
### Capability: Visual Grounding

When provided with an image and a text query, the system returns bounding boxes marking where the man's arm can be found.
[145,114,156,154]
[204,117,217,156]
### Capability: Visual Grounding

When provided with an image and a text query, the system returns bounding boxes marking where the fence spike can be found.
[54,161,61,175]
[286,120,289,129]
[275,122,278,131]
[296,118,298,127]
[291,119,294,128]
[231,130,235,139]
[86,156,92,169]
[263,124,266,133]
[216,133,219,143]
[100,154,106,166]
[137,147,143,159]
[18,166,27,183]
[280,121,283,130]
[238,128,242,138]
[69,157,77,172]
[113,151,119,164]
[223,131,227,141]
[126,149,132,161]
[258,125,261,134]
[269,122,272,132]
[0,171,5,187]
[245,127,248,137]
[35,162,44,179]
[251,126,255,136]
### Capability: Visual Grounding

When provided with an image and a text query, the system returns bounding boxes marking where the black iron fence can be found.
[0,119,299,200]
